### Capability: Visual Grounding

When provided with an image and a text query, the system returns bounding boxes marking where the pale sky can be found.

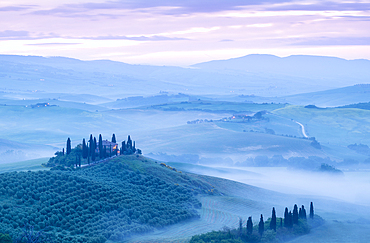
[1,0,370,66]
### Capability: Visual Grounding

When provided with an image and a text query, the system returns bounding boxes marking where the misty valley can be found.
[0,54,370,242]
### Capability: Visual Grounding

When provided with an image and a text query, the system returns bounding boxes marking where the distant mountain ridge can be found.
[192,54,370,81]
[1,54,369,98]
[280,84,370,107]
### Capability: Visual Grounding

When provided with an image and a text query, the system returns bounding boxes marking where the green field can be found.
[273,106,370,146]
[0,158,49,173]
[145,100,286,113]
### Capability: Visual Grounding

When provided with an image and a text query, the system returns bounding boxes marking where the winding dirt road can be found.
[293,120,308,138]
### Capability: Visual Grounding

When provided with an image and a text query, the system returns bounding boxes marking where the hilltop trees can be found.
[46,133,141,168]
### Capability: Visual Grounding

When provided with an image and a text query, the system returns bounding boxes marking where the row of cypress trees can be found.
[65,134,140,164]
[244,202,314,237]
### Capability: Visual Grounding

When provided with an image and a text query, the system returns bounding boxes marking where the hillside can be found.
[1,155,370,243]
[0,155,211,242]
[280,84,370,107]
[272,105,370,147]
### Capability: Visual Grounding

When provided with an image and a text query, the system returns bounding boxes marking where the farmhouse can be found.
[97,139,119,155]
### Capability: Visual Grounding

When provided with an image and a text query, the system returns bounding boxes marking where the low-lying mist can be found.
[167,162,370,207]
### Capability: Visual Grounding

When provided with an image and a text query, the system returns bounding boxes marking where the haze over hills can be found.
[1,53,370,242]
[0,53,370,165]
[1,54,370,98]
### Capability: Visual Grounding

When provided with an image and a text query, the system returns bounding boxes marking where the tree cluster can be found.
[46,134,141,168]
[190,202,316,243]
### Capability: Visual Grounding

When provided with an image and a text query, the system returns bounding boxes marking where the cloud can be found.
[0,30,29,39]
[89,35,189,41]
[26,43,81,46]
[80,0,289,13]
[30,0,295,17]
[292,37,370,46]
[0,31,60,40]
[265,1,370,11]
[0,5,33,11]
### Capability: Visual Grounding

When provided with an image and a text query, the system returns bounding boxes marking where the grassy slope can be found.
[144,101,286,113]
[0,158,49,173]
[273,105,370,146]
[282,84,370,107]
[140,123,328,160]
[124,171,290,243]
[1,99,367,165]
[125,162,370,243]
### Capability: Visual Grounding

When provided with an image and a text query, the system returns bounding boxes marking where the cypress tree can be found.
[127,135,132,150]
[66,138,71,155]
[293,204,299,224]
[270,207,276,231]
[121,141,126,154]
[299,208,302,219]
[82,138,87,159]
[284,207,289,227]
[310,202,314,219]
[89,134,93,159]
[62,148,65,156]
[99,134,103,158]
[247,216,253,235]
[91,137,96,162]
[112,134,116,143]
[302,205,307,219]
[258,214,264,236]
[238,218,243,237]
[133,141,136,153]
[288,211,293,228]
[280,218,283,227]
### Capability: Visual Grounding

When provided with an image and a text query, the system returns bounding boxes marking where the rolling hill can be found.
[2,54,370,99]
[280,84,370,107]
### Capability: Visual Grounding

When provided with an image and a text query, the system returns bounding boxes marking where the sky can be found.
[1,0,370,66]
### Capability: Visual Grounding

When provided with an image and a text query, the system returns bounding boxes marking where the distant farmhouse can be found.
[97,139,118,155]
